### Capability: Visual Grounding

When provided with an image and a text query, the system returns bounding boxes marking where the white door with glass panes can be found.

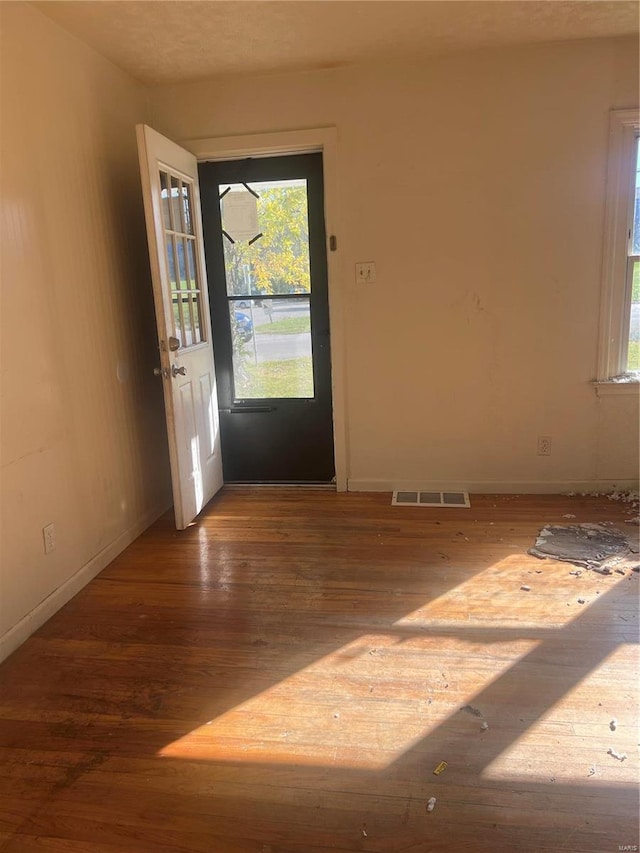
[137,124,223,529]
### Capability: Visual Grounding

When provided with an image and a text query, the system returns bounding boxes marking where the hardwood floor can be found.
[0,489,638,853]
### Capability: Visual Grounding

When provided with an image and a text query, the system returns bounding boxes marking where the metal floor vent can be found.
[392,490,470,508]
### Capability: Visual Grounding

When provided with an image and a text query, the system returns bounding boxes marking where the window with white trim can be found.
[629,142,640,372]
[596,108,640,382]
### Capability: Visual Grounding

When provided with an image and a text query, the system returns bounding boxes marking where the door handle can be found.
[168,336,181,352]
[153,366,169,378]
[172,364,187,377]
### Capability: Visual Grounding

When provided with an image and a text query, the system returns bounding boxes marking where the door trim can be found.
[183,127,347,491]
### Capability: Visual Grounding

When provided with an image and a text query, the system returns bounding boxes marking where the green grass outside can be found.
[255,316,311,335]
[633,261,640,302]
[234,356,314,398]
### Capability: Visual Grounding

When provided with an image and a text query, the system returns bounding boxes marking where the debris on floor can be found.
[426,797,437,812]
[528,523,638,570]
[608,489,640,506]
[481,721,489,731]
[461,704,483,717]
[588,765,596,777]
[361,827,368,838]
[609,719,618,731]
[433,761,448,775]
[607,748,627,761]
[577,598,586,604]
[562,513,576,519]
[520,585,531,591]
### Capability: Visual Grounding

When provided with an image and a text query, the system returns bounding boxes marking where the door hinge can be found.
[329,235,337,252]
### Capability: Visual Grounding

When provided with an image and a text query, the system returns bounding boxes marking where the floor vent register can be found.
[392,490,470,508]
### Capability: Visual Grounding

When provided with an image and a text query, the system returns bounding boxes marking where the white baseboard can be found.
[0,502,170,663]
[347,478,640,494]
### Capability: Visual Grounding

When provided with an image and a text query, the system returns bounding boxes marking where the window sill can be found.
[593,376,640,396]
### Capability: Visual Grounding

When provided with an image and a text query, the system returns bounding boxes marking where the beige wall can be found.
[0,3,172,658]
[150,37,639,492]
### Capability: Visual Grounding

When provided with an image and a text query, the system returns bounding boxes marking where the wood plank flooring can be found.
[0,489,638,852]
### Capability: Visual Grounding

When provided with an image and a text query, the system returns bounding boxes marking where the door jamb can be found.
[183,128,347,491]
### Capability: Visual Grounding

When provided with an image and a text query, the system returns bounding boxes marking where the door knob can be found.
[172,364,187,377]
[168,336,181,351]
[153,366,168,378]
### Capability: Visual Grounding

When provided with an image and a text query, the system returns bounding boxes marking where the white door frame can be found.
[183,127,347,491]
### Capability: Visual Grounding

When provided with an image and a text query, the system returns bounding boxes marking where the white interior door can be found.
[137,124,223,529]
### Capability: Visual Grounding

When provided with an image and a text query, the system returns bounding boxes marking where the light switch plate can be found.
[43,523,56,554]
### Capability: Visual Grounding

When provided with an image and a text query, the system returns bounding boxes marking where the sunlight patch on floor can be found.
[393,555,584,630]
[158,631,540,768]
[482,645,639,785]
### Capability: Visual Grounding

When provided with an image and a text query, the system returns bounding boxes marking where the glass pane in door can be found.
[160,169,205,348]
[219,179,311,298]
[230,297,314,399]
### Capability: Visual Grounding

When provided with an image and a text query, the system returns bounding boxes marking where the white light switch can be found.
[355,262,376,283]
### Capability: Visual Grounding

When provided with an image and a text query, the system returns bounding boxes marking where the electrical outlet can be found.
[355,262,376,283]
[43,523,56,554]
[537,436,552,456]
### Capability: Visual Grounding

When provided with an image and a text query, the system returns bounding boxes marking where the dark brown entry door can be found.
[199,153,334,483]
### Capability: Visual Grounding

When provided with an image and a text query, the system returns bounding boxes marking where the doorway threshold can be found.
[223,482,336,489]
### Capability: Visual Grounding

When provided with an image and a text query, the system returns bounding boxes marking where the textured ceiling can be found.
[34,1,639,86]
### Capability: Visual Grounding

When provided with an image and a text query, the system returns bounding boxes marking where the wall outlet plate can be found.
[355,262,376,283]
[537,436,552,456]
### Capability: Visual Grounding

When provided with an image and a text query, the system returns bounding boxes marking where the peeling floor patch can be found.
[528,524,639,570]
